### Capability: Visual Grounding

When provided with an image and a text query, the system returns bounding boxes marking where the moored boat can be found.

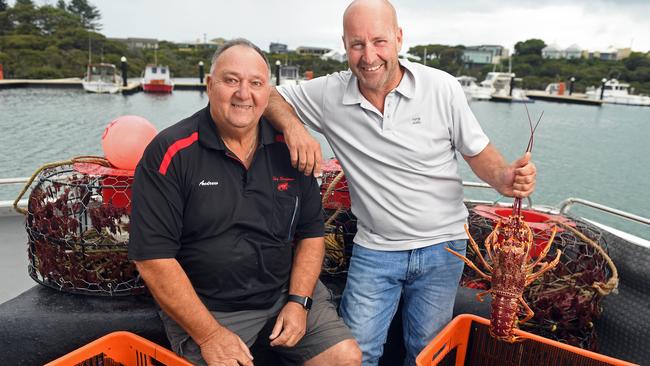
[82,63,120,94]
[456,75,492,101]
[142,64,173,93]
[586,79,650,106]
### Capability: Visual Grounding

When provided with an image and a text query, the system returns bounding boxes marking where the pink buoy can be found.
[101,115,157,170]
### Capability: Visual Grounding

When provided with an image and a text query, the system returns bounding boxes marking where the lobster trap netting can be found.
[320,163,356,277]
[19,158,144,296]
[464,203,617,351]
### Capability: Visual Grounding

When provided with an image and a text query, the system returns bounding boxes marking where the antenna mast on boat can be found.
[87,32,92,64]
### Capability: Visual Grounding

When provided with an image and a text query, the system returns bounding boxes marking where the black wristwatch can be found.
[287,294,313,310]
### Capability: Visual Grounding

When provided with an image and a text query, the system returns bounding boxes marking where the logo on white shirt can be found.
[199,180,219,187]
[411,116,422,125]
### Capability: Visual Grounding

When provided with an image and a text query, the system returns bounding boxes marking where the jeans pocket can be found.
[447,239,467,252]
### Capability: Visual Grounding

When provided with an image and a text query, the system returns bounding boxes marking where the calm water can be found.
[1,88,648,239]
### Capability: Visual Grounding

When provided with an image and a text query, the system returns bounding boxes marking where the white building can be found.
[542,44,563,59]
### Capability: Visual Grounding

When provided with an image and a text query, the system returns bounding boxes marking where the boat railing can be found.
[558,197,650,226]
[0,177,28,211]
[461,180,650,228]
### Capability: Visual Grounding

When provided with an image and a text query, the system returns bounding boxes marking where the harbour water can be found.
[1,88,648,240]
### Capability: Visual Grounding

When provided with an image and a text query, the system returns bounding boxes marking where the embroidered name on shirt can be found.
[199,180,219,186]
[273,176,294,191]
[411,116,422,125]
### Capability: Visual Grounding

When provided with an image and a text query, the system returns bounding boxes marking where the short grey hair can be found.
[209,38,271,76]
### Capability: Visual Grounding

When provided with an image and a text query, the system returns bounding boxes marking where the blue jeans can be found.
[340,240,467,366]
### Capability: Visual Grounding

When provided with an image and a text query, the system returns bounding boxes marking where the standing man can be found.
[264,1,536,365]
[129,39,361,366]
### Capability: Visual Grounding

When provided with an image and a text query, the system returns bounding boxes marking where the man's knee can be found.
[336,339,362,366]
[306,339,362,366]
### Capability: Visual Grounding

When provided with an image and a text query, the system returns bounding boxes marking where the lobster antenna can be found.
[526,111,544,153]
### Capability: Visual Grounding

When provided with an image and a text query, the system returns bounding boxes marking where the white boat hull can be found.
[82,80,120,94]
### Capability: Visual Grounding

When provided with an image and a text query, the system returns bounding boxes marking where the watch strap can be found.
[287,294,313,310]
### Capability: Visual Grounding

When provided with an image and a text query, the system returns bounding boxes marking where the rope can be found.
[322,170,346,227]
[13,156,109,215]
[555,221,619,296]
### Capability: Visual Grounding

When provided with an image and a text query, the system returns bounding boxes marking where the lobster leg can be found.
[518,295,535,324]
[484,227,499,263]
[476,290,491,303]
[525,249,562,286]
[445,248,492,281]
[525,226,558,271]
[464,224,493,272]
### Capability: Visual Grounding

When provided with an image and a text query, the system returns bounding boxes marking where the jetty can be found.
[525,91,603,106]
[0,79,206,94]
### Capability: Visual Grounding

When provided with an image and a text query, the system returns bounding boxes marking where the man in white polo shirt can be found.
[264,0,537,364]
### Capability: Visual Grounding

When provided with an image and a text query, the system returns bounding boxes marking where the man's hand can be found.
[199,326,254,366]
[501,152,536,198]
[284,123,322,177]
[269,302,308,347]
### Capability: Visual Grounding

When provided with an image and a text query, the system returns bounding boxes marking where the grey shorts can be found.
[159,280,353,365]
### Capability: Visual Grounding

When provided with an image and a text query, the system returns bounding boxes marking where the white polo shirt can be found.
[278,59,489,250]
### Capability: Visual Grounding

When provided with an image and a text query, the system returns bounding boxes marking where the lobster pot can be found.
[319,160,356,295]
[24,162,144,296]
[464,203,615,351]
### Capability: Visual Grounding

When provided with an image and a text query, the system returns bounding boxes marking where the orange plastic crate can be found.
[416,314,639,366]
[46,331,192,366]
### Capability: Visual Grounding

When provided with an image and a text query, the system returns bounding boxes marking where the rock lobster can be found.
[447,107,562,343]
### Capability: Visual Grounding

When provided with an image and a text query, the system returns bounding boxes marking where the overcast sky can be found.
[37,0,650,53]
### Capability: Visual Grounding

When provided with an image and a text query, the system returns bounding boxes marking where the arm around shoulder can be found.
[265,87,323,177]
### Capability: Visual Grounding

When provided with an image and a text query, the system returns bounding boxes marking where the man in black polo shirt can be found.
[129,39,360,366]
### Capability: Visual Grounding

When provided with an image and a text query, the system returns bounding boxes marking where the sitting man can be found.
[128,38,361,366]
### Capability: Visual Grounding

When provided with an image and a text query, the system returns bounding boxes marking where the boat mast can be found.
[87,32,92,64]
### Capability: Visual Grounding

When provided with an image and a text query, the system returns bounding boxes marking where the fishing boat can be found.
[0,155,647,365]
[142,65,174,93]
[81,63,120,94]
[586,79,650,106]
[456,76,492,101]
[480,72,532,103]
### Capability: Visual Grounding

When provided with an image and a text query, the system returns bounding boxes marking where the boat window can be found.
[161,68,167,74]
[151,67,157,73]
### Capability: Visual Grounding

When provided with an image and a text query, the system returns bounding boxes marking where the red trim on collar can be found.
[158,132,199,175]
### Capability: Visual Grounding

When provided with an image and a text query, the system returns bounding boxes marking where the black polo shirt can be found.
[128,106,324,312]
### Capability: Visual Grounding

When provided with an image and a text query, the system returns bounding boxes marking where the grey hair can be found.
[209,38,271,76]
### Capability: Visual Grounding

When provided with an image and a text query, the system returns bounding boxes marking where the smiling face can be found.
[206,45,270,133]
[343,0,403,96]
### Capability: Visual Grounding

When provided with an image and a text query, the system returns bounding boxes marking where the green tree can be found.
[514,39,546,56]
[67,0,101,30]
[35,5,83,35]
[0,1,11,36]
[8,0,39,35]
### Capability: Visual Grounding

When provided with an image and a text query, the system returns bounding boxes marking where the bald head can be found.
[343,0,399,34]
[341,0,404,96]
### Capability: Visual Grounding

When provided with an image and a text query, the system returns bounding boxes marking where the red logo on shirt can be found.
[277,182,289,191]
